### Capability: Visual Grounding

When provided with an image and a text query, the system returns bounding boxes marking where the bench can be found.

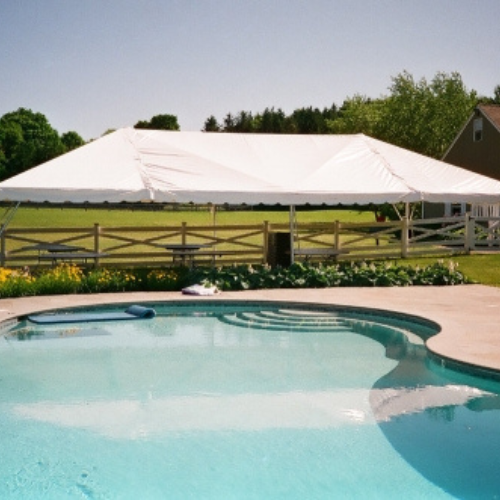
[294,248,350,261]
[166,249,248,267]
[39,252,109,266]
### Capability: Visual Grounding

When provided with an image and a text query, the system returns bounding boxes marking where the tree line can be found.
[203,72,500,159]
[1,71,499,181]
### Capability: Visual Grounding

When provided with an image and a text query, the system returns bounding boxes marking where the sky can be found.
[1,0,499,141]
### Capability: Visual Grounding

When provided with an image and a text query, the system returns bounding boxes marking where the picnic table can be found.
[26,243,108,266]
[26,243,86,254]
[163,243,214,267]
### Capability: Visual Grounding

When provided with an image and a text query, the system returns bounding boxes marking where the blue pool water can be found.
[1,302,499,499]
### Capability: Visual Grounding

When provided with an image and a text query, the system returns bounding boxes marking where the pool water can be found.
[1,302,499,499]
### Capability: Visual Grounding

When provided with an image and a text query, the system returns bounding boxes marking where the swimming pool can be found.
[1,301,499,498]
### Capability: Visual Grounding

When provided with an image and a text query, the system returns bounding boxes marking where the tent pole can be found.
[210,204,217,265]
[289,205,295,265]
[210,204,216,228]
[392,203,402,220]
[0,201,21,236]
[211,203,217,237]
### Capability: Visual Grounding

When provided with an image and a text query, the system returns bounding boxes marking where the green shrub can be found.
[187,260,472,291]
[0,260,472,298]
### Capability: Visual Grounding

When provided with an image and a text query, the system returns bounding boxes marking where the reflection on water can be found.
[372,334,500,499]
[10,384,494,440]
[371,384,494,422]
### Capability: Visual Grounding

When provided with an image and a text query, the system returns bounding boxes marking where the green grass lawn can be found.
[397,254,500,287]
[1,206,375,228]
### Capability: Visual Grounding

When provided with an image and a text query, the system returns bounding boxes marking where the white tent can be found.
[1,128,500,206]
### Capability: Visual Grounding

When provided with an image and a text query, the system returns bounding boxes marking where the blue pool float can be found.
[28,305,156,324]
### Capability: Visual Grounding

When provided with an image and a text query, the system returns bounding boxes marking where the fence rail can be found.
[1,215,499,268]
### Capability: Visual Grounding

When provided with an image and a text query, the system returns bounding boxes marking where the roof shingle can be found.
[479,104,500,131]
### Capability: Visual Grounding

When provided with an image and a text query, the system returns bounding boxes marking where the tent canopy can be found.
[1,128,500,205]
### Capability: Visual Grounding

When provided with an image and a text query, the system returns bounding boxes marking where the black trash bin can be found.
[267,232,291,267]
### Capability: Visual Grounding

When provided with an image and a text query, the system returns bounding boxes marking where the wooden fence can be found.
[1,215,499,268]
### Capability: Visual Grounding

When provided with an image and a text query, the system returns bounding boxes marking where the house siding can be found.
[443,108,500,180]
[423,105,500,218]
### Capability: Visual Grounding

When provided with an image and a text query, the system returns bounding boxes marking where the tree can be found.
[288,105,337,134]
[205,105,338,134]
[326,95,382,136]
[134,114,180,130]
[61,131,85,152]
[222,113,236,131]
[0,108,65,180]
[494,85,500,104]
[203,115,220,132]
[232,111,256,132]
[477,85,500,105]
[216,111,257,132]
[375,71,477,158]
[255,107,287,133]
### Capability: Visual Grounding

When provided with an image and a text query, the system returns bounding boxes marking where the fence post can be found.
[94,223,101,267]
[334,220,341,250]
[464,213,475,253]
[401,217,409,258]
[181,222,187,245]
[263,221,269,264]
[93,223,100,253]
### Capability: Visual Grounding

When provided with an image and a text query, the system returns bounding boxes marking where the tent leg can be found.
[211,204,217,265]
[289,205,295,265]
[210,204,216,234]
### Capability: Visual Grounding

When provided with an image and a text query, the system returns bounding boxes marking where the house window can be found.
[473,117,483,142]
[445,202,466,217]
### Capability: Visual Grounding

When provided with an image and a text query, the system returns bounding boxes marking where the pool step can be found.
[262,309,343,318]
[219,310,353,332]
[240,311,348,327]
[258,310,344,322]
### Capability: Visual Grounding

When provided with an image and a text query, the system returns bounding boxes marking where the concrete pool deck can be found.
[1,284,499,374]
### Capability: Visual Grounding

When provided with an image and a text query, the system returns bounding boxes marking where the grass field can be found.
[2,206,500,286]
[1,206,375,228]
[398,254,500,287]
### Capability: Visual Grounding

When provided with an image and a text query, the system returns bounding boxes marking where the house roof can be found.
[479,104,500,133]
